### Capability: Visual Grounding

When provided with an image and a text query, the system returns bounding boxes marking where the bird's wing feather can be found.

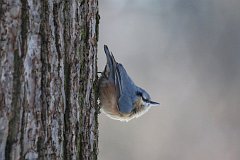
[104,45,115,81]
[116,64,137,113]
[104,45,122,100]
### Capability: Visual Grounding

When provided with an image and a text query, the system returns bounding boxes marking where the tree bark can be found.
[0,0,99,159]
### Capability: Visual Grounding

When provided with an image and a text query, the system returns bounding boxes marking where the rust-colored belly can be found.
[99,81,132,121]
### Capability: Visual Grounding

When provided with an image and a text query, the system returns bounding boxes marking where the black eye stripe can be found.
[136,91,149,102]
[136,91,142,97]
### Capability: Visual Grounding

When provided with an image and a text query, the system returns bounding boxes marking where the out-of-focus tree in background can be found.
[98,0,240,160]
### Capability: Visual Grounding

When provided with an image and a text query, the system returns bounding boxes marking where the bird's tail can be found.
[104,45,117,80]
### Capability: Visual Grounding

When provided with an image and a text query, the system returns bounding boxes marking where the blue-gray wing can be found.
[116,64,137,113]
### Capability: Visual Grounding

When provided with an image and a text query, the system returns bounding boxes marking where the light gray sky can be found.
[98,0,240,160]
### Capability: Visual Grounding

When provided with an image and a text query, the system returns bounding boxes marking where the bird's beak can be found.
[149,100,160,107]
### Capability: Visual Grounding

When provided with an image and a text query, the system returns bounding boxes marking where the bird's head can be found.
[135,87,160,108]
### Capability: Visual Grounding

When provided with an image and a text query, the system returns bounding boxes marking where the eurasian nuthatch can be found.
[99,45,159,122]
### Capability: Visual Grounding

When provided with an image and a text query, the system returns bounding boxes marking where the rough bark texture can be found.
[0,0,99,159]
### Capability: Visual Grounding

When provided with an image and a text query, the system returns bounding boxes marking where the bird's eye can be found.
[142,96,148,102]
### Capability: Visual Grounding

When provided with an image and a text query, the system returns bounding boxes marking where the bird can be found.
[99,45,160,122]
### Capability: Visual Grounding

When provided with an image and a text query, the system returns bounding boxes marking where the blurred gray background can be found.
[97,0,240,160]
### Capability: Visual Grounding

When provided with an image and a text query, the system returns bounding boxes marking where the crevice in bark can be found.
[95,11,100,42]
[0,1,2,21]
[63,0,71,159]
[20,98,25,160]
[79,1,88,44]
[19,0,29,158]
[20,0,29,58]
[5,48,22,160]
[38,0,49,158]
[0,90,4,112]
[63,61,71,160]
[0,0,4,21]
[39,0,48,137]
[53,2,62,77]
[80,0,85,7]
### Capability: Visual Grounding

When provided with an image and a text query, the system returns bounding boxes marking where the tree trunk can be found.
[0,0,99,159]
